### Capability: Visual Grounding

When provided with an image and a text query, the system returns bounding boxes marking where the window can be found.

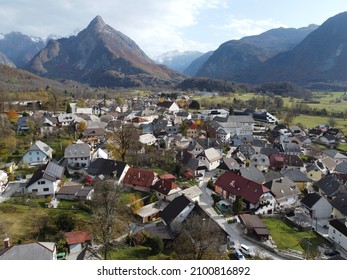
[29,152,32,155]
[37,151,39,155]
[32,189,38,193]
[43,188,49,192]
[37,157,40,161]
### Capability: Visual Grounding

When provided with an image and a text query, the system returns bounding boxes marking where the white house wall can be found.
[22,150,49,165]
[27,180,60,196]
[328,225,347,251]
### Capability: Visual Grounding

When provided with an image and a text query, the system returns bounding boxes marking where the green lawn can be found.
[262,217,330,259]
[109,245,174,260]
[292,114,347,133]
[0,200,91,248]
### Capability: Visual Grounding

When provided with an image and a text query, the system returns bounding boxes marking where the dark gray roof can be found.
[282,168,308,182]
[64,142,90,158]
[322,149,347,159]
[284,155,304,167]
[334,162,347,174]
[26,161,64,188]
[264,171,283,183]
[260,147,279,157]
[217,158,240,171]
[56,184,83,195]
[87,158,127,179]
[76,186,94,198]
[160,195,192,225]
[331,194,347,215]
[301,193,322,209]
[239,166,266,184]
[315,175,343,197]
[251,139,267,148]
[329,219,347,237]
[306,163,320,172]
[283,143,301,153]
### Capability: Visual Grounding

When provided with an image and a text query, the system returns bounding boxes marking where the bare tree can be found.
[107,124,139,162]
[90,180,129,260]
[174,210,226,260]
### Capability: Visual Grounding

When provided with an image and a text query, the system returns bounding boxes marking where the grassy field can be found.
[109,245,174,260]
[292,114,347,132]
[0,199,91,247]
[262,217,331,259]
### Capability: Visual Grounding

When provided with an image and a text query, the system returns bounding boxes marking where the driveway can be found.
[0,181,23,203]
[199,178,284,260]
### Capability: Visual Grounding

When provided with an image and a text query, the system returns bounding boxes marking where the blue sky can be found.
[1,0,347,58]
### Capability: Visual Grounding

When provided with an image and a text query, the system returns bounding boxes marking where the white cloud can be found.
[0,0,229,57]
[211,15,288,39]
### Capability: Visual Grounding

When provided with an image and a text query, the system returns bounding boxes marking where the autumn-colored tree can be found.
[76,121,87,134]
[76,98,86,108]
[180,120,189,136]
[129,194,144,214]
[6,108,18,124]
[0,116,17,160]
[107,124,139,162]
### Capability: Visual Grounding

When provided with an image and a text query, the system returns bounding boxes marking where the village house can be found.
[250,153,270,172]
[327,218,347,252]
[159,194,195,233]
[123,168,158,192]
[0,238,57,260]
[55,181,94,201]
[282,168,309,191]
[86,158,129,184]
[321,149,347,165]
[22,140,53,166]
[306,162,325,182]
[25,161,64,197]
[157,101,179,114]
[264,176,302,210]
[57,113,76,127]
[331,193,347,219]
[214,170,276,215]
[152,178,182,201]
[64,231,92,255]
[186,121,199,138]
[64,141,91,169]
[139,133,157,146]
[315,175,347,200]
[197,147,222,171]
[300,192,333,222]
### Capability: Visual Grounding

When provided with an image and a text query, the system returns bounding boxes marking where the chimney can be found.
[4,236,10,248]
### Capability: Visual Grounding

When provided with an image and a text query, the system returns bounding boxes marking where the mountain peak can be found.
[87,16,106,30]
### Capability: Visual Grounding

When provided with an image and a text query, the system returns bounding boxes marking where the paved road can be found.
[198,178,285,260]
[0,181,22,203]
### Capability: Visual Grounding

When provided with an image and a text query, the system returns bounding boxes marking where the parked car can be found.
[234,248,246,260]
[324,249,340,257]
[240,244,255,257]
[227,236,237,250]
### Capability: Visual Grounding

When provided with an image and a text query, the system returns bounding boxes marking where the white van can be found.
[240,244,255,257]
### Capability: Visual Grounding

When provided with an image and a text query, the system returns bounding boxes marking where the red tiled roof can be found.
[183,171,194,179]
[214,171,270,204]
[65,231,92,245]
[123,168,155,188]
[152,179,178,195]
[189,122,198,129]
[159,174,176,181]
